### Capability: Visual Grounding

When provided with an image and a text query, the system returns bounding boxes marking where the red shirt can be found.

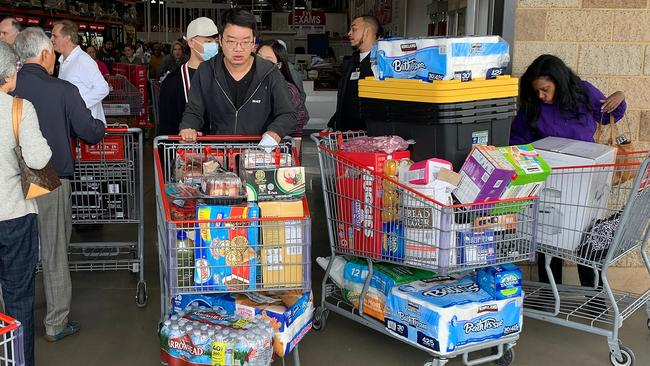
[95,59,109,76]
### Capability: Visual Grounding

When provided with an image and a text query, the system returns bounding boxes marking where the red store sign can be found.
[289,10,326,26]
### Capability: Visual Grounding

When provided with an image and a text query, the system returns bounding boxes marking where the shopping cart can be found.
[0,314,23,366]
[102,75,144,117]
[154,135,310,365]
[311,131,540,366]
[523,151,650,366]
[69,126,147,307]
[150,79,161,131]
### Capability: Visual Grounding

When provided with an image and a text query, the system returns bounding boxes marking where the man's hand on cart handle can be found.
[179,128,202,142]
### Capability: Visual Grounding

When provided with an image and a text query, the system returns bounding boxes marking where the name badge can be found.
[350,71,361,81]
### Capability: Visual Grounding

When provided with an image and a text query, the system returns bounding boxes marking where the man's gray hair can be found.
[0,41,18,85]
[1,17,22,33]
[14,27,53,62]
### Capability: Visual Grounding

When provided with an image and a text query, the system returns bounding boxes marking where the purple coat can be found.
[509,80,627,145]
[288,82,309,134]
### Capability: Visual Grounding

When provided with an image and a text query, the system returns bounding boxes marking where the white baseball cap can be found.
[185,17,219,40]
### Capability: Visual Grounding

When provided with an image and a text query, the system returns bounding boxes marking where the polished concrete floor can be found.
[31,138,650,366]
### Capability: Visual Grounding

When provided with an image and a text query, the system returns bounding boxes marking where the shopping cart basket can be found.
[0,314,23,366]
[103,75,144,117]
[523,151,650,366]
[311,131,540,366]
[150,79,161,131]
[154,135,310,365]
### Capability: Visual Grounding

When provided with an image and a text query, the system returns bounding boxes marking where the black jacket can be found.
[180,54,297,137]
[328,51,373,131]
[13,64,105,178]
[157,66,210,136]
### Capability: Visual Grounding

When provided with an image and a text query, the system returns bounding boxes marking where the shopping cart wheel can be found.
[609,345,634,366]
[312,307,329,332]
[491,347,515,366]
[136,281,148,308]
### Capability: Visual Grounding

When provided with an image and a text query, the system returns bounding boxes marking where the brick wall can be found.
[513,0,650,289]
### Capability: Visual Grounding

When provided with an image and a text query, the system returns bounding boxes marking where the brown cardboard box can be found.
[258,200,306,288]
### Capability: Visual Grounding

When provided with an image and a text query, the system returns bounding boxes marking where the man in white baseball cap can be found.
[157,17,219,136]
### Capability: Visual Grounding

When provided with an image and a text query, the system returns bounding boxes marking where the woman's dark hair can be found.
[520,54,593,130]
[257,40,295,87]
[220,8,257,36]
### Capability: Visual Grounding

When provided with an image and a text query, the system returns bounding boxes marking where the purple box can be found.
[453,146,515,204]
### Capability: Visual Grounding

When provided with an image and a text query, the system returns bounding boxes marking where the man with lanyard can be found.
[179,8,296,147]
[52,20,109,125]
[157,17,218,136]
[327,15,381,131]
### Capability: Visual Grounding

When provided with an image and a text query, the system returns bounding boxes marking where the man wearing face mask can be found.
[327,15,382,131]
[157,17,219,136]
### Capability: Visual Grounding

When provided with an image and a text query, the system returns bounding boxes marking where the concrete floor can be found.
[31,138,650,366]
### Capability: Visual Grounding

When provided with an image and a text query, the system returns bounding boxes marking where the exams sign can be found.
[289,10,326,26]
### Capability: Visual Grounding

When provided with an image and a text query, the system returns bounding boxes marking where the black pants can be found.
[537,253,601,287]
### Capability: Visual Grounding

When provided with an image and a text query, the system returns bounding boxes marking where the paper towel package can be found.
[372,36,510,82]
[532,137,616,251]
[384,276,523,355]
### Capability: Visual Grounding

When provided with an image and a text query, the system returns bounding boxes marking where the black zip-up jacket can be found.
[13,64,105,178]
[180,53,297,137]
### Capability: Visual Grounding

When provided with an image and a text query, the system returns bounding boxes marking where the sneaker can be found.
[44,321,81,342]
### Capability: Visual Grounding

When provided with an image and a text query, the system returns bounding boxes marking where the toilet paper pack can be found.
[384,276,523,355]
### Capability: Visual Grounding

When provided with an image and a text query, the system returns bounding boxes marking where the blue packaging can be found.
[477,264,522,300]
[384,276,523,355]
[194,205,259,291]
[457,229,496,265]
[382,222,405,261]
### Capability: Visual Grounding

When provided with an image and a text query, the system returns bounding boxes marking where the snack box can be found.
[241,166,305,202]
[258,200,307,288]
[477,264,522,300]
[457,229,496,266]
[384,276,523,355]
[401,158,454,185]
[498,145,551,199]
[454,146,516,204]
[194,205,260,291]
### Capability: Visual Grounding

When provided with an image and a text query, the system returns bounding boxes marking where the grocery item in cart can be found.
[160,308,274,366]
[200,172,245,197]
[457,229,496,265]
[174,149,222,184]
[384,276,523,355]
[258,200,306,288]
[194,205,260,291]
[532,137,616,251]
[241,166,305,202]
[372,36,510,82]
[477,264,522,300]
[169,199,199,221]
[454,146,516,204]
[316,256,438,322]
[340,135,410,154]
[400,158,453,185]
[241,150,293,169]
[498,145,551,199]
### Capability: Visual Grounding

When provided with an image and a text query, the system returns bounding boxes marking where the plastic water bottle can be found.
[176,231,194,287]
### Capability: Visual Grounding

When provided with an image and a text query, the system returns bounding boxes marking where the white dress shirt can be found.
[59,46,110,124]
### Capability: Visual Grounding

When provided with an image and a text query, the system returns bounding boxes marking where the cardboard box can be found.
[532,137,616,251]
[258,200,306,288]
[498,145,551,199]
[242,166,305,201]
[454,146,516,204]
[477,263,522,300]
[194,205,260,291]
[457,229,496,265]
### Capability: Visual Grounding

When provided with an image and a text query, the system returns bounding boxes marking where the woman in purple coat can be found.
[510,54,626,288]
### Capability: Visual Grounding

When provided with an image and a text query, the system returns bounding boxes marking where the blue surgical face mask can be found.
[201,42,218,61]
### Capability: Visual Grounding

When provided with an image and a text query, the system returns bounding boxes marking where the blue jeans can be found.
[0,214,38,366]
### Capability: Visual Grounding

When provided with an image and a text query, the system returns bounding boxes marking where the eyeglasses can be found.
[222,39,255,50]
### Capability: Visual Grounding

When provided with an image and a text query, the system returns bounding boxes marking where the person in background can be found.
[52,20,109,125]
[257,40,309,135]
[158,41,187,79]
[120,44,145,65]
[0,17,21,45]
[85,45,109,76]
[510,54,626,288]
[276,39,305,103]
[0,41,52,366]
[97,39,118,73]
[149,43,164,78]
[179,8,296,144]
[13,27,105,344]
[327,15,381,131]
[157,17,219,136]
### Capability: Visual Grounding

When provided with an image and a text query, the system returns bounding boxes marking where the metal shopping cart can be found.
[102,75,144,117]
[0,314,24,366]
[150,79,161,131]
[311,131,540,366]
[154,135,310,365]
[523,151,650,366]
[69,126,146,307]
